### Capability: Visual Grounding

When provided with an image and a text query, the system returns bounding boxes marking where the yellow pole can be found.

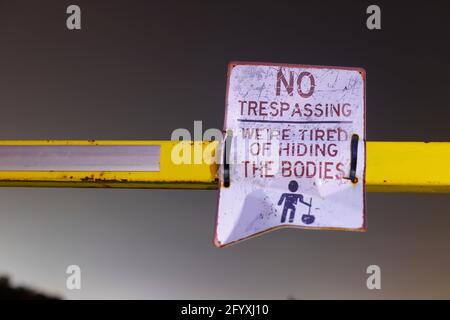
[0,140,448,193]
[366,141,450,193]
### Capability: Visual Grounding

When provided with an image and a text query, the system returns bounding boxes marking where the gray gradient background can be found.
[0,0,449,299]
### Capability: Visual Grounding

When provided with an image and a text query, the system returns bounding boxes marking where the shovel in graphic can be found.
[301,197,315,225]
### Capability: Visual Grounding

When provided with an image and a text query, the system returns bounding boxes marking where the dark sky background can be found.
[0,0,449,299]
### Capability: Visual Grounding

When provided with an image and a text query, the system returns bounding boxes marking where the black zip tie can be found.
[348,133,359,184]
[223,130,232,188]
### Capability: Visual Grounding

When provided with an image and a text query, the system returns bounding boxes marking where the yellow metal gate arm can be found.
[0,140,448,193]
[366,142,450,193]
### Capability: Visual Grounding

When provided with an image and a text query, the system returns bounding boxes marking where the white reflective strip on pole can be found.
[0,145,160,171]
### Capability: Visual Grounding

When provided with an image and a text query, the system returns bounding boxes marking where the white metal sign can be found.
[215,62,366,247]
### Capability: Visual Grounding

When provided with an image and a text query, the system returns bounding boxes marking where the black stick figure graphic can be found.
[277,180,314,224]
